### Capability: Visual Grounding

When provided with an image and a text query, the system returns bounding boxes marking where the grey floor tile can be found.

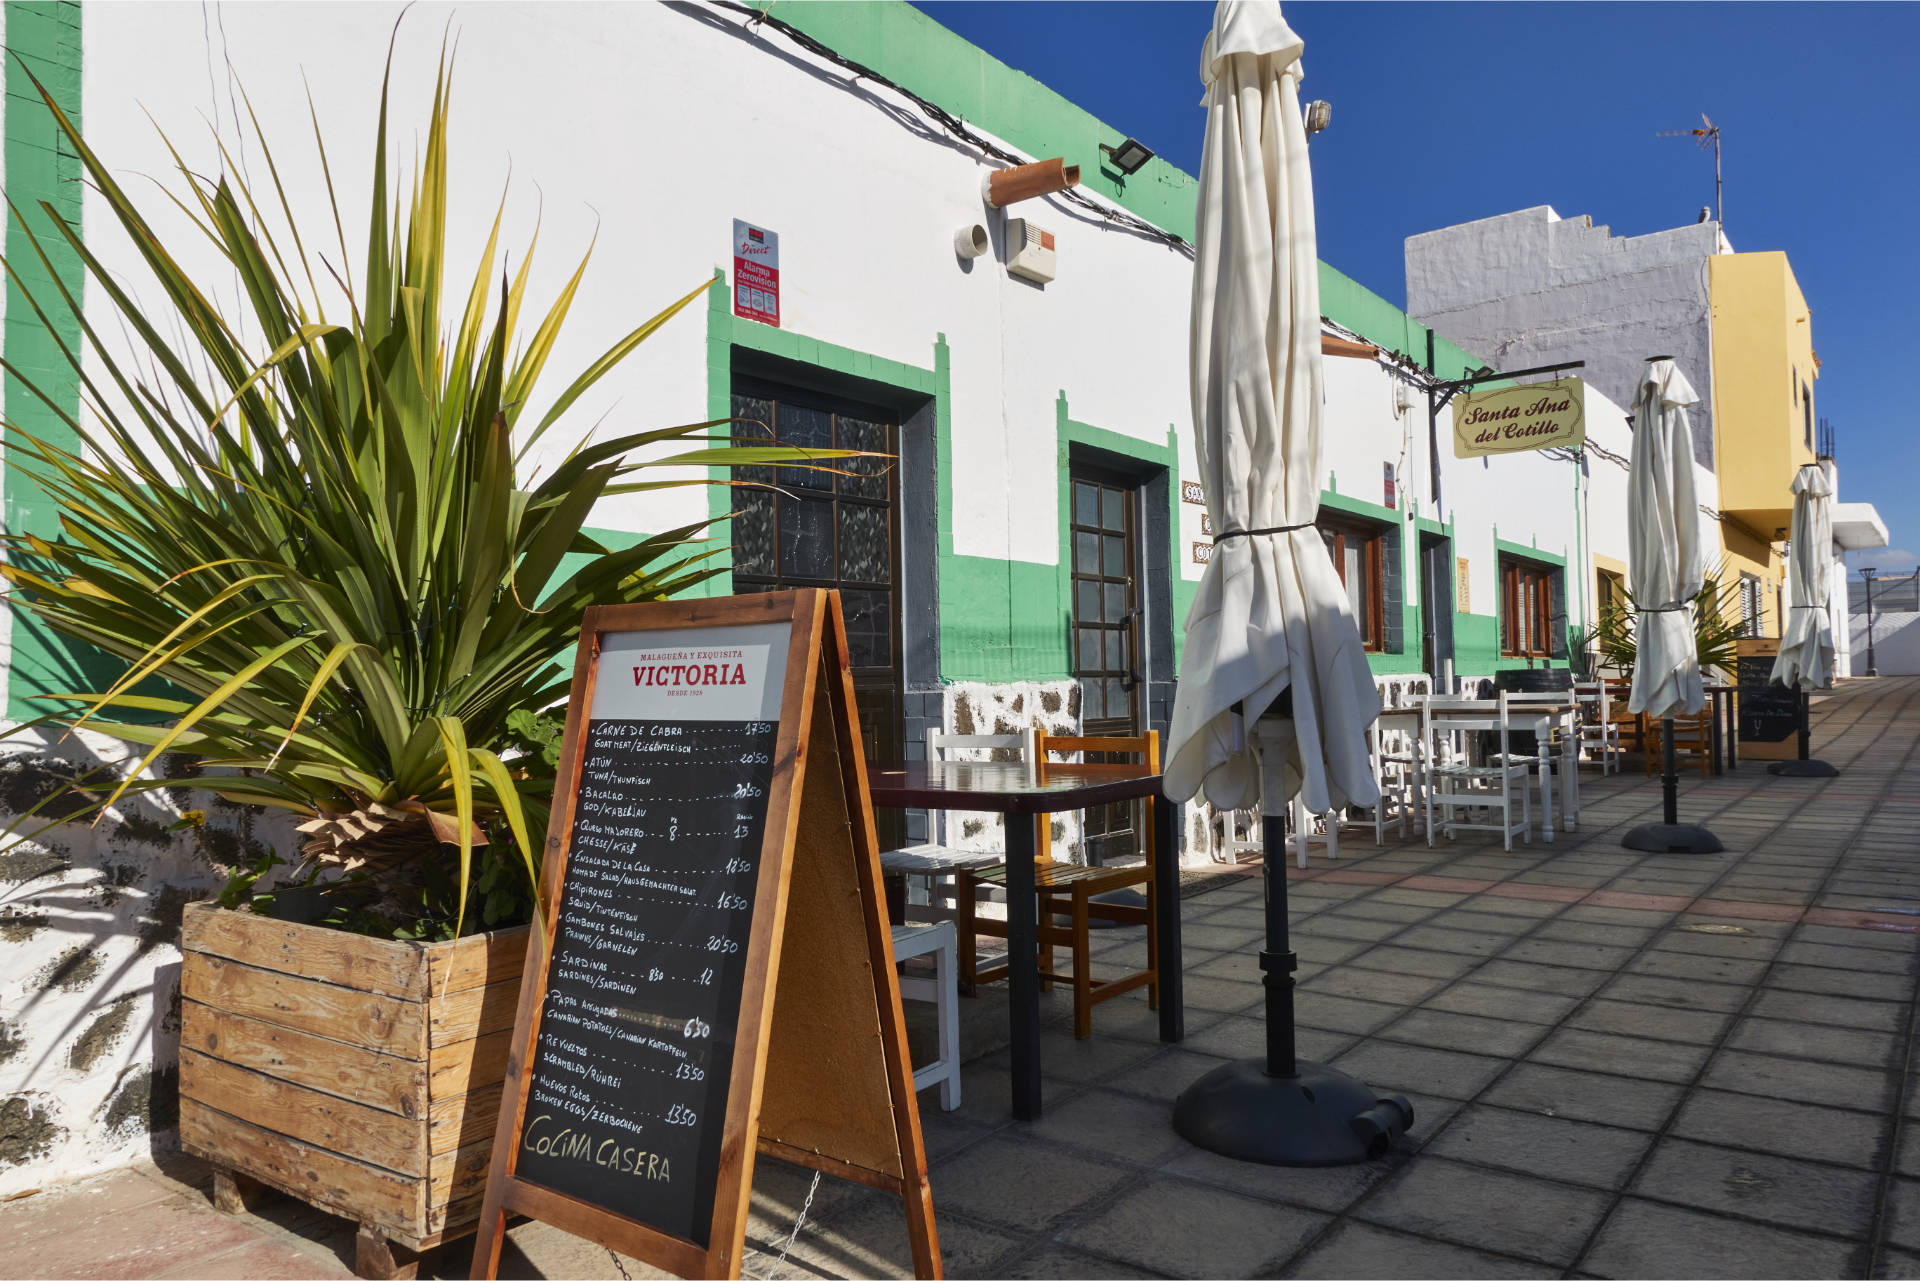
[781,1200,1011,1280]
[1347,944,1486,980]
[1057,1177,1330,1279]
[1500,937,1640,972]
[1532,919,1659,948]
[1394,925,1513,957]
[1181,1014,1354,1065]
[1000,1245,1162,1279]
[1566,999,1734,1046]
[1794,922,1920,953]
[1627,949,1771,986]
[1447,910,1558,936]
[1300,966,1450,1007]
[1180,974,1268,1015]
[1101,1046,1238,1102]
[1470,960,1611,998]
[1527,1027,1713,1084]
[1330,1041,1509,1101]
[1598,972,1752,1013]
[1873,1245,1920,1280]
[1425,982,1581,1026]
[924,1137,1133,1233]
[1769,964,1911,1003]
[1379,1008,1550,1057]
[1884,1177,1920,1253]
[1628,1136,1879,1238]
[1669,1089,1889,1170]
[1749,988,1908,1032]
[1356,1157,1610,1266]
[1297,914,1407,943]
[1580,1196,1856,1279]
[1180,921,1266,953]
[1650,930,1788,962]
[1281,1221,1558,1279]
[1424,1104,1654,1189]
[1157,1142,1402,1214]
[1290,991,1406,1035]
[1701,1049,1894,1113]
[1027,1087,1190,1167]
[1327,900,1443,925]
[1725,1016,1902,1069]
[1777,940,1918,975]
[1035,1029,1165,1084]
[1479,1063,1684,1131]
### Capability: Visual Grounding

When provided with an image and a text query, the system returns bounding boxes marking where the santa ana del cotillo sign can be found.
[1451,377,1585,458]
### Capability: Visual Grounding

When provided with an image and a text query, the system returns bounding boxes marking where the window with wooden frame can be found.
[1596,569,1626,621]
[1318,515,1386,651]
[1499,556,1558,658]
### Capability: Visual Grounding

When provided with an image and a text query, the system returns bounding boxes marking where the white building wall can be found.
[1405,206,1727,469]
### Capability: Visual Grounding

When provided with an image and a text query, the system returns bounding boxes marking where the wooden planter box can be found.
[178,902,528,1278]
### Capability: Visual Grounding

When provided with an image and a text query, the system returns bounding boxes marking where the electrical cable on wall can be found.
[709,0,1196,258]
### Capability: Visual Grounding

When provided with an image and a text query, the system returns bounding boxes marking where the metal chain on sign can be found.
[772,1170,823,1269]
[607,1247,632,1280]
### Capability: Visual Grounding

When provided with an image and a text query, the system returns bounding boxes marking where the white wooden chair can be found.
[1574,679,1620,774]
[891,922,960,1111]
[1293,797,1339,867]
[879,728,1035,920]
[1423,695,1531,850]
[1489,689,1579,841]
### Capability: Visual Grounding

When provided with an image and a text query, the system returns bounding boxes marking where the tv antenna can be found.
[1659,113,1721,227]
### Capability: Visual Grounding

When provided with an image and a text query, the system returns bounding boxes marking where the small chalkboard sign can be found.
[1736,637,1798,760]
[472,591,940,1279]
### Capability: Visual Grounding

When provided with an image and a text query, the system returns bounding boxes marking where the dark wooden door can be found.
[729,379,903,845]
[1069,469,1145,866]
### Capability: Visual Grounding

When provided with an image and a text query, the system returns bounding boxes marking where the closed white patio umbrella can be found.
[1622,357,1723,852]
[1768,460,1840,776]
[1168,0,1408,1168]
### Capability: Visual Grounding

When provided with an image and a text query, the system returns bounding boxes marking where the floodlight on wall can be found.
[1303,99,1333,136]
[1100,137,1155,175]
[954,224,990,260]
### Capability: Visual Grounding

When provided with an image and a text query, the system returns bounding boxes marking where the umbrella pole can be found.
[1622,715,1727,853]
[1173,713,1414,1166]
[1768,688,1839,777]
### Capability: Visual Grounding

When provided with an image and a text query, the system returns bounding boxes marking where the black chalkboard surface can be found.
[515,715,778,1244]
[1738,654,1798,744]
[473,592,942,1281]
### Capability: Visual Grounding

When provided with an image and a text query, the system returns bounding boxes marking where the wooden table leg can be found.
[1153,791,1183,1043]
[1004,812,1041,1121]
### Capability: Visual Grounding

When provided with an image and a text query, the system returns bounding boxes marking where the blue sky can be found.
[913,2,1920,575]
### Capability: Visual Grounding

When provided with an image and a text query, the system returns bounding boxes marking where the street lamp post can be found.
[1863,567,1879,677]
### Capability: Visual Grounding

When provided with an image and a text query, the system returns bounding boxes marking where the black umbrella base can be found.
[1768,758,1839,778]
[1172,1058,1414,1166]
[1622,822,1726,854]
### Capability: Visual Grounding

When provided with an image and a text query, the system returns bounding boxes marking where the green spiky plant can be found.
[1590,556,1749,683]
[0,56,850,938]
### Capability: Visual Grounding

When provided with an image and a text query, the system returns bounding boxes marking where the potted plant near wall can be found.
[0,58,843,1278]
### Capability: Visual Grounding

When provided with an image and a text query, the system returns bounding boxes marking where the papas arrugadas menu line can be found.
[515,623,790,1247]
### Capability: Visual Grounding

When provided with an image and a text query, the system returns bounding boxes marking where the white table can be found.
[1406,701,1581,842]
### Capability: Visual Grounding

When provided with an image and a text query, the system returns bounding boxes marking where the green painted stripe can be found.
[5,0,87,720]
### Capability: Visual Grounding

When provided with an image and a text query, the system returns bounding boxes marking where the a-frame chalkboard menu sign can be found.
[471,590,940,1279]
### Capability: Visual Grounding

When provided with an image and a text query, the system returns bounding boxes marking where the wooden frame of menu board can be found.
[470,589,940,1280]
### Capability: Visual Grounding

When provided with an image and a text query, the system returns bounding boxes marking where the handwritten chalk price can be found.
[664,1103,698,1126]
[683,1016,712,1039]
[715,892,750,911]
[705,936,739,954]
[674,1063,706,1081]
[723,858,753,874]
[698,967,714,985]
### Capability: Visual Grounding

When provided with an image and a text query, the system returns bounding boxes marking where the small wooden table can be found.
[866,760,1182,1121]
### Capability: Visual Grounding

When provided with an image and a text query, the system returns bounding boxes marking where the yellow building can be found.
[1708,252,1820,638]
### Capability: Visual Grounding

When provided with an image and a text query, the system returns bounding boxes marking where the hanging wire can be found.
[706,0,1194,258]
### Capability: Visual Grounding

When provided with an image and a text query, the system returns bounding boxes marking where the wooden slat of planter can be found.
[428,977,521,1045]
[426,1190,488,1238]
[427,1137,495,1206]
[180,1098,423,1238]
[183,953,426,1058]
[425,928,527,996]
[181,1050,426,1177]
[182,903,428,1000]
[428,1081,501,1156]
[185,1002,428,1118]
[428,1028,512,1101]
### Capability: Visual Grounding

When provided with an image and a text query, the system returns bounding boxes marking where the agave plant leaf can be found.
[0,49,876,938]
[1591,555,1750,681]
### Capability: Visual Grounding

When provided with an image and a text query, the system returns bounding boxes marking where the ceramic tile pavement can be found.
[7,677,1920,1279]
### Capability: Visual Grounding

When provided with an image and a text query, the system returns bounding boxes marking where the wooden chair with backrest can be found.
[1602,676,1648,759]
[1645,707,1713,778]
[956,729,1160,1040]
[879,728,1035,921]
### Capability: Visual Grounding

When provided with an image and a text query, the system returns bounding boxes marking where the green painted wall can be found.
[5,0,88,720]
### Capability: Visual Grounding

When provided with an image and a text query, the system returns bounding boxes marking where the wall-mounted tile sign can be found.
[1200,513,1214,536]
[1193,542,1213,565]
[732,220,780,327]
[1181,480,1207,505]
[1384,462,1397,509]
[1456,557,1471,613]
